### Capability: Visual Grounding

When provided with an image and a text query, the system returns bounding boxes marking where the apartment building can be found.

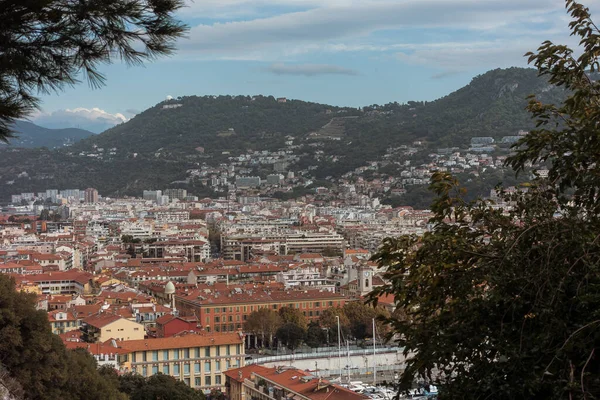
[25,270,93,294]
[175,287,347,339]
[221,231,345,261]
[81,313,145,343]
[119,332,245,392]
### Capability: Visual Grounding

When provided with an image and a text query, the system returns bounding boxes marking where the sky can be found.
[30,0,593,133]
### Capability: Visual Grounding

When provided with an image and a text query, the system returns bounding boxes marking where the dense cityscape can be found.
[2,0,600,399]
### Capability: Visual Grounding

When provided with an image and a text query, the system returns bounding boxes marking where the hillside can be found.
[73,95,359,158]
[0,68,568,200]
[4,121,94,148]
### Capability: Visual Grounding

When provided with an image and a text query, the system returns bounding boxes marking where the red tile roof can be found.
[119,332,243,352]
[225,365,368,400]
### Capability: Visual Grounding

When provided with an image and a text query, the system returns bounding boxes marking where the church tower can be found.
[357,264,372,295]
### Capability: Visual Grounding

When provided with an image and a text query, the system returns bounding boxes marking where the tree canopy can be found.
[368,2,600,399]
[0,0,187,140]
[0,274,125,399]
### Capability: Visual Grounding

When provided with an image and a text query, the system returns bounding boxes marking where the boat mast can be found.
[336,315,342,382]
[373,318,376,386]
[346,338,351,382]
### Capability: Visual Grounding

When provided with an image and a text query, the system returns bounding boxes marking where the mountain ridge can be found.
[4,121,95,149]
[0,67,567,200]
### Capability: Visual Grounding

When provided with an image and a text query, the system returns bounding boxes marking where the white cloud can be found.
[265,63,358,76]
[178,0,563,60]
[30,107,128,133]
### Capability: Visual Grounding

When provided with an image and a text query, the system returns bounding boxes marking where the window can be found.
[243,315,247,321]
[228,316,233,322]
[214,316,220,323]
[163,350,169,361]
[315,302,320,307]
[205,348,210,357]
[184,364,190,376]
[229,307,233,312]
[236,306,240,312]
[328,301,333,307]
[215,360,221,371]
[226,360,230,369]
[132,353,137,363]
[152,365,158,375]
[152,351,158,361]
[205,376,211,386]
[195,348,200,358]
[205,308,210,314]
[215,375,222,385]
[173,349,179,360]
[195,378,201,387]
[309,311,313,317]
[174,364,180,376]
[205,316,210,325]
[183,348,190,359]
[142,366,147,377]
[236,315,240,322]
[226,345,231,356]
[184,378,190,386]
[272,305,277,309]
[163,364,169,374]
[142,352,147,362]
[243,306,247,312]
[216,346,221,356]
[236,344,241,354]
[194,363,200,373]
[205,362,211,373]
[222,307,227,313]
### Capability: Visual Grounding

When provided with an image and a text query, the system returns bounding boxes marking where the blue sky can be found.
[30,0,592,132]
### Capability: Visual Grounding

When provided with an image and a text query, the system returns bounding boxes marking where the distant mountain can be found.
[0,68,569,200]
[4,121,94,149]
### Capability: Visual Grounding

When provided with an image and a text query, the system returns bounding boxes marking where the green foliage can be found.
[0,274,125,399]
[276,322,306,351]
[278,306,308,330]
[318,307,350,337]
[118,373,206,400]
[305,322,328,348]
[244,308,282,348]
[0,0,187,141]
[367,4,600,398]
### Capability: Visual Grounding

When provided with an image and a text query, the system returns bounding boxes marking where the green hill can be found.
[73,95,359,158]
[0,68,568,200]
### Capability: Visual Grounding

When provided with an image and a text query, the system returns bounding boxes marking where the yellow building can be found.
[48,310,79,335]
[118,332,245,393]
[82,313,145,342]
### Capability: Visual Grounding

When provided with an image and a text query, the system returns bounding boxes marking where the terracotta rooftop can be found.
[224,365,368,400]
[119,332,243,352]
[82,313,123,328]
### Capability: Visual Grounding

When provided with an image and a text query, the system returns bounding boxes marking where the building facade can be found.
[119,332,245,393]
